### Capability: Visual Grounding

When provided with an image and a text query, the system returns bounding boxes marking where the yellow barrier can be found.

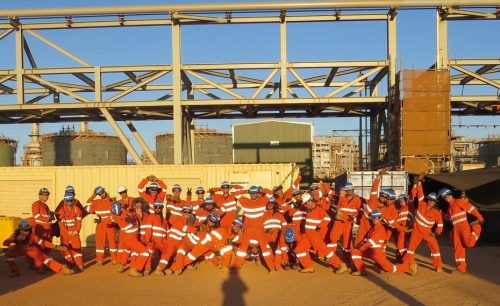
[0,216,21,247]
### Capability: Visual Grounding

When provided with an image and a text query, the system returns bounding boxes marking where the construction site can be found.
[0,1,499,305]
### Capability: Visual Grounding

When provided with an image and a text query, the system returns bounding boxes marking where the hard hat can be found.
[153,201,164,208]
[117,185,128,193]
[370,210,382,219]
[172,184,182,191]
[220,181,231,188]
[233,218,243,227]
[292,189,301,196]
[207,212,220,224]
[196,186,205,194]
[342,182,355,190]
[273,185,283,192]
[397,194,407,200]
[94,186,105,195]
[302,193,314,203]
[149,182,160,190]
[38,188,50,195]
[111,201,121,215]
[440,188,452,198]
[284,228,295,243]
[18,219,32,231]
[426,192,438,202]
[386,189,396,200]
[268,197,277,203]
[65,185,75,193]
[248,186,259,194]
[181,205,193,213]
[204,197,215,206]
[63,193,74,202]
[309,183,319,191]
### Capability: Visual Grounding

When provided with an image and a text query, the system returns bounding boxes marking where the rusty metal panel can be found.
[403,157,432,174]
[402,131,451,155]
[0,163,294,246]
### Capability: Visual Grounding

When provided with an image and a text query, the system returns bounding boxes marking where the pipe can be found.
[1,1,498,18]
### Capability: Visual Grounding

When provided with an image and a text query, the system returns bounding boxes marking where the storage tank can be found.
[156,127,232,164]
[478,139,500,167]
[0,136,18,166]
[41,126,127,166]
[233,120,313,184]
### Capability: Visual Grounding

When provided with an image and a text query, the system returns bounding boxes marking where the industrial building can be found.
[41,124,127,166]
[156,127,232,164]
[0,136,17,167]
[233,121,313,183]
[478,137,500,167]
[313,136,359,179]
[21,123,42,167]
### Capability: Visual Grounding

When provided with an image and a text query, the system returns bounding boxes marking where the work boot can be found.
[336,263,348,275]
[154,266,165,276]
[255,257,261,267]
[77,264,84,271]
[62,266,75,275]
[9,271,20,278]
[164,269,173,276]
[282,263,290,270]
[172,269,183,276]
[186,264,197,271]
[128,268,144,277]
[117,264,126,273]
[435,267,443,273]
[144,269,151,276]
[351,270,367,276]
[269,269,277,275]
[299,267,315,273]
[96,261,104,266]
[410,263,418,276]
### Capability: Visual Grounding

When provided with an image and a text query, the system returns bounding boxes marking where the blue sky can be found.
[0,0,498,162]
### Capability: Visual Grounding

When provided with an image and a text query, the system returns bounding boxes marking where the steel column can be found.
[172,17,183,164]
[386,11,399,169]
[15,27,24,104]
[436,10,449,69]
[280,11,288,99]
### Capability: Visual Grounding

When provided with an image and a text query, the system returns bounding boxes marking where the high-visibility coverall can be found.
[56,198,87,217]
[85,195,116,263]
[56,203,84,266]
[328,194,362,259]
[351,223,410,273]
[3,232,64,273]
[183,227,228,267]
[32,200,53,244]
[111,211,149,271]
[166,198,187,227]
[212,189,245,233]
[140,213,169,270]
[354,176,382,246]
[295,205,344,270]
[448,197,483,272]
[157,217,197,269]
[170,231,202,272]
[402,183,443,268]
[394,200,413,256]
[263,210,287,267]
[232,196,275,270]
[218,230,241,268]
[138,178,167,214]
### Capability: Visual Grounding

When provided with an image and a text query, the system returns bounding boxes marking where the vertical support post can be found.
[172,16,183,164]
[189,119,195,164]
[370,111,380,169]
[15,26,24,104]
[358,117,363,170]
[280,11,287,99]
[386,10,399,169]
[436,9,448,70]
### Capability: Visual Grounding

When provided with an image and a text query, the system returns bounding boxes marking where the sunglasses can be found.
[196,191,205,194]
[153,205,164,209]
[221,186,230,189]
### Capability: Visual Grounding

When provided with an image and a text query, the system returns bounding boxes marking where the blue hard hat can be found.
[221,181,231,188]
[207,212,220,223]
[63,193,74,202]
[18,220,32,231]
[233,218,243,227]
[387,189,396,200]
[440,188,452,198]
[426,192,438,202]
[371,210,382,219]
[204,197,215,206]
[248,186,259,194]
[94,186,105,195]
[284,228,295,243]
[111,201,121,215]
[342,182,355,190]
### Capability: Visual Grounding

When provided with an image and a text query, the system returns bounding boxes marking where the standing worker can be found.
[56,193,84,270]
[85,186,117,265]
[32,188,54,246]
[118,185,135,211]
[138,175,168,214]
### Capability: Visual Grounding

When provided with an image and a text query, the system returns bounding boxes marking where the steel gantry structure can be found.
[0,1,498,167]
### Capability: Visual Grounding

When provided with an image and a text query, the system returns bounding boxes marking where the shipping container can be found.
[334,171,409,199]
[0,163,295,246]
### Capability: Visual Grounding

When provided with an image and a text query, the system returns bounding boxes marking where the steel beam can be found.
[15,28,24,104]
[125,120,159,165]
[172,18,183,165]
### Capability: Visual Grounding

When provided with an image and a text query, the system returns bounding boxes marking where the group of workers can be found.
[3,169,484,278]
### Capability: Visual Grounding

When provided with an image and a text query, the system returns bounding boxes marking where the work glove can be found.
[55,245,67,252]
[148,175,157,182]
[187,188,192,197]
[93,216,101,224]
[187,214,196,226]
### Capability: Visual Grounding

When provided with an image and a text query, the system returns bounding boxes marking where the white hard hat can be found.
[117,185,128,193]
[302,193,314,203]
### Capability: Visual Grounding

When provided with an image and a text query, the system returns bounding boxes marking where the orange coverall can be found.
[32,200,53,244]
[328,194,362,258]
[111,211,149,271]
[56,204,84,266]
[354,176,382,246]
[140,213,169,270]
[138,178,167,214]
[86,195,117,263]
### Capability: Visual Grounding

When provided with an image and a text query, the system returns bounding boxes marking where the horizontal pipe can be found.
[1,1,499,18]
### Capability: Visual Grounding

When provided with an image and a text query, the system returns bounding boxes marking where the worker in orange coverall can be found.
[56,193,84,270]
[141,200,169,274]
[3,219,74,277]
[110,201,150,277]
[210,181,245,232]
[351,210,417,276]
[441,188,484,274]
[393,193,413,261]
[216,218,244,272]
[328,182,362,263]
[232,186,276,274]
[32,187,54,245]
[55,185,86,217]
[138,175,168,214]
[117,185,135,212]
[295,192,347,274]
[85,186,116,265]
[403,181,444,272]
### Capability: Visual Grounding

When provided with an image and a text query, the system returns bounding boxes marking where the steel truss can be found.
[0,1,498,166]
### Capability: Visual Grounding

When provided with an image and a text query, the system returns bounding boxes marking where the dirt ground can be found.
[0,237,499,306]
